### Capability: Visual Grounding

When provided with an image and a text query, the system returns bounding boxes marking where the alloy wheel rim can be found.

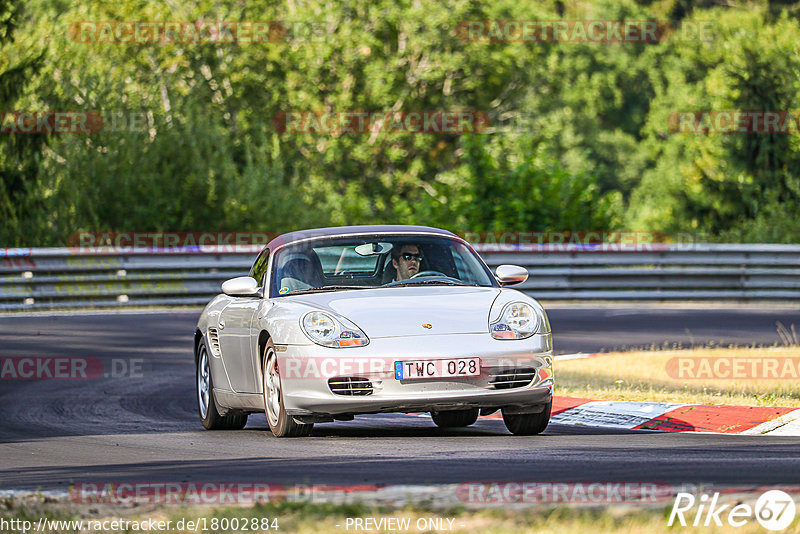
[264,349,281,426]
[197,346,210,419]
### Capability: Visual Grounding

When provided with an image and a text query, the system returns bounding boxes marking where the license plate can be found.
[394,358,480,380]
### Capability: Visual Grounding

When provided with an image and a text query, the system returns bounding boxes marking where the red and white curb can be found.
[546,352,800,435]
[545,397,800,435]
[742,409,800,435]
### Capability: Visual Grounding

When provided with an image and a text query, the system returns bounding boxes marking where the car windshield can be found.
[269,234,497,297]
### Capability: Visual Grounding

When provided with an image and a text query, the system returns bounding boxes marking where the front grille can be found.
[488,367,537,389]
[328,377,374,396]
[207,328,221,356]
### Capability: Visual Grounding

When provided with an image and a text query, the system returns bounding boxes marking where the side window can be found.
[249,249,270,286]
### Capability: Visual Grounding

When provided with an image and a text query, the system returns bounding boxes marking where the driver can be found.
[392,244,423,281]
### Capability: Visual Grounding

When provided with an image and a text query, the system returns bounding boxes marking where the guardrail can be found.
[1,244,800,310]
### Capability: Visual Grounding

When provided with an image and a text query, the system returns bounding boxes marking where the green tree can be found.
[0,0,45,245]
[628,9,800,241]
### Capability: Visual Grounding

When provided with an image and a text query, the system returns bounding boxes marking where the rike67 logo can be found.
[669,490,796,530]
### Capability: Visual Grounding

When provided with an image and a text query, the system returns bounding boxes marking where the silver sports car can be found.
[194,225,553,437]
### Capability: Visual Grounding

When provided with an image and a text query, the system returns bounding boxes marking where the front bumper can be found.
[277,332,553,416]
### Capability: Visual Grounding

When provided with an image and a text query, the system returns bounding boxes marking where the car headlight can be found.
[490,302,539,340]
[301,311,369,348]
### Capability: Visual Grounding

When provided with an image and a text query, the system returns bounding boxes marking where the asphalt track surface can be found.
[1,307,799,492]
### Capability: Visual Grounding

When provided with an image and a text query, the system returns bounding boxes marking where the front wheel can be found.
[262,340,313,437]
[431,408,479,428]
[197,339,248,430]
[502,401,551,436]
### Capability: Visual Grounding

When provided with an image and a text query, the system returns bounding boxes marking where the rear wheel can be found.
[431,408,479,428]
[197,340,248,430]
[501,401,551,436]
[262,339,313,437]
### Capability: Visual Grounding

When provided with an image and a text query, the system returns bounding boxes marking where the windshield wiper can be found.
[284,285,370,295]
[391,279,475,287]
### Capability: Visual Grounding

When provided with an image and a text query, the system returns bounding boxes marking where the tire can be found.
[196,339,248,430]
[262,339,313,437]
[501,401,551,436]
[431,408,479,428]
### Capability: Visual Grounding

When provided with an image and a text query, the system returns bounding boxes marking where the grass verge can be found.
[557,346,800,406]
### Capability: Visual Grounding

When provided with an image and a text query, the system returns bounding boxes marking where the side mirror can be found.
[495,265,528,286]
[221,276,260,297]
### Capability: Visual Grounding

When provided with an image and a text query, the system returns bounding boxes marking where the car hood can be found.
[286,286,501,337]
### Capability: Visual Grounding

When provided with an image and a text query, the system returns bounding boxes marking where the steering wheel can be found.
[410,270,449,279]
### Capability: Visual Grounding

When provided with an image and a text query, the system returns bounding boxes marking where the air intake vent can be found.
[488,368,536,390]
[328,377,374,396]
[208,328,221,356]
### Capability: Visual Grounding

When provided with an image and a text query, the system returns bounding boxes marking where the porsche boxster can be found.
[194,225,553,437]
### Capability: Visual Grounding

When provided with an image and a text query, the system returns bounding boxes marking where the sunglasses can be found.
[400,253,423,261]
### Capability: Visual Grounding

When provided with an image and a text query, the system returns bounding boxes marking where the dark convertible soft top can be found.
[263,225,458,251]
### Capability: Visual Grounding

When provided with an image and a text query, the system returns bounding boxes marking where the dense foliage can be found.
[1,0,799,246]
